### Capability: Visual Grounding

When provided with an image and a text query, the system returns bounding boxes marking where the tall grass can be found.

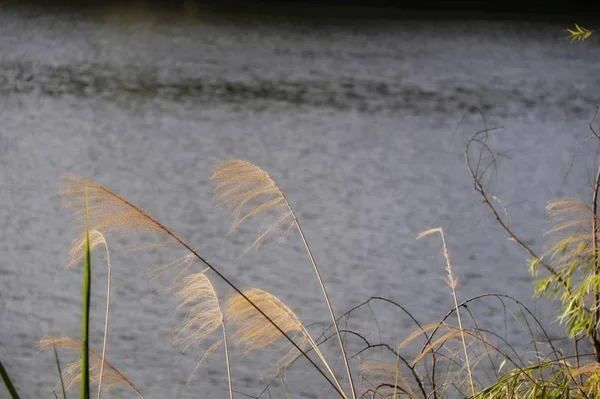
[38,143,600,398]
[2,102,598,397]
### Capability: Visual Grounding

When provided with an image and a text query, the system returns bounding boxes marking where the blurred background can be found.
[2,1,600,398]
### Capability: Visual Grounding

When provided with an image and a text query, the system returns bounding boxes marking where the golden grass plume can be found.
[40,337,144,398]
[226,288,310,370]
[173,271,224,358]
[211,160,294,250]
[61,174,175,252]
[66,229,110,268]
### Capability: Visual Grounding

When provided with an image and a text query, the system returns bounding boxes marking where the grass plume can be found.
[40,338,144,398]
[212,160,294,250]
[173,270,233,399]
[417,228,475,397]
[226,288,346,394]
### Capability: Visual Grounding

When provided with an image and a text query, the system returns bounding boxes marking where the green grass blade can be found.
[53,343,67,399]
[81,189,91,399]
[0,359,20,399]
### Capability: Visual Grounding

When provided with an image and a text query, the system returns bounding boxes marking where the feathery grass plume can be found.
[227,288,311,367]
[360,360,415,398]
[61,175,175,250]
[67,229,113,268]
[213,160,356,398]
[174,271,223,353]
[226,288,346,395]
[417,228,475,397]
[40,337,144,398]
[211,160,293,250]
[151,253,196,287]
[173,271,233,399]
[398,323,485,365]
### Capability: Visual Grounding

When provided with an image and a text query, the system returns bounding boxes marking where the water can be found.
[1,4,600,398]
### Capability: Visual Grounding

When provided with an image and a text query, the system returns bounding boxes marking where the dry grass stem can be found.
[40,337,144,398]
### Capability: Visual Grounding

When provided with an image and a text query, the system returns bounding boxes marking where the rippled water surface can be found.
[2,4,600,398]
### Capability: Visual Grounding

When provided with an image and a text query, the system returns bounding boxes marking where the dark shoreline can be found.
[3,0,599,23]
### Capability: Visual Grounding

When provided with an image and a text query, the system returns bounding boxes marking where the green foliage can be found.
[475,360,576,399]
[0,360,20,399]
[566,24,594,42]
[527,200,600,339]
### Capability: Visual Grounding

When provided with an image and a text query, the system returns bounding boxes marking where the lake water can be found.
[2,4,600,398]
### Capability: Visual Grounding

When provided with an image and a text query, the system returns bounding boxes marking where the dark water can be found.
[1,4,600,398]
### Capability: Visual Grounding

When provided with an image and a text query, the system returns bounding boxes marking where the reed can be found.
[21,117,600,398]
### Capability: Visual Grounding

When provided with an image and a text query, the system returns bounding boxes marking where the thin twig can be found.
[97,236,111,399]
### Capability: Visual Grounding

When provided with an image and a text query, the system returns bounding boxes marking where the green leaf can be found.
[0,360,20,399]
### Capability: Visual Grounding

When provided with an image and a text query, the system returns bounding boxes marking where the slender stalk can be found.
[97,247,112,399]
[280,376,291,399]
[221,325,233,399]
[392,344,401,399]
[418,228,474,396]
[81,190,91,399]
[439,231,474,397]
[88,185,346,397]
[53,343,67,399]
[293,217,356,399]
[0,360,20,399]
[300,326,347,395]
